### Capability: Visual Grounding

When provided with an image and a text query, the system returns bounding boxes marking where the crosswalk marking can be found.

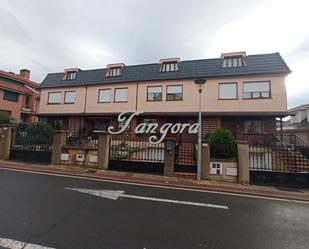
[0,237,56,249]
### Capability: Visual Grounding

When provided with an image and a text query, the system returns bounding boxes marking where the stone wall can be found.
[60,146,98,167]
[208,159,238,183]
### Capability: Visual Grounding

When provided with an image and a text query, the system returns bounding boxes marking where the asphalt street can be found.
[0,168,308,249]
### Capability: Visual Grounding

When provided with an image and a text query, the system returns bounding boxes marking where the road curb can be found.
[0,162,308,202]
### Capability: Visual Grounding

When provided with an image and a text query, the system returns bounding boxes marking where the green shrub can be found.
[206,129,237,159]
[0,111,17,124]
[25,122,53,144]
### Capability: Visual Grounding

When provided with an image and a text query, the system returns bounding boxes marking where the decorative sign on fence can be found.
[108,112,199,144]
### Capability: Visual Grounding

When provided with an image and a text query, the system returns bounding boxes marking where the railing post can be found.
[97,131,111,169]
[201,141,211,180]
[237,141,250,184]
[51,130,67,165]
[164,138,175,176]
[0,125,14,160]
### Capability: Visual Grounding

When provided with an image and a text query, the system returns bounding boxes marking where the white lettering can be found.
[108,112,142,134]
[145,123,158,134]
[188,123,199,134]
[135,123,147,134]
[171,123,182,133]
[107,112,200,144]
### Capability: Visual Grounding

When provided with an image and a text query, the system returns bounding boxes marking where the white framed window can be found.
[48,92,61,104]
[210,162,223,175]
[243,81,270,99]
[114,88,128,102]
[160,62,179,72]
[147,86,162,101]
[166,85,183,101]
[64,91,75,104]
[99,89,111,103]
[106,67,122,77]
[219,83,237,99]
[65,72,77,80]
[223,57,244,68]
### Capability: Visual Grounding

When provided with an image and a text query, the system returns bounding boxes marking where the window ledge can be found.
[218,98,238,100]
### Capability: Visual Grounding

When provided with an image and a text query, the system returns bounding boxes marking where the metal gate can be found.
[174,135,197,172]
[10,125,53,163]
[108,135,164,173]
[239,134,309,188]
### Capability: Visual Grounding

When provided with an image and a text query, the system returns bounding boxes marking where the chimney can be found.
[20,69,30,80]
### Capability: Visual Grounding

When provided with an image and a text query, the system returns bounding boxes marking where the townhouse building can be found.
[0,69,40,123]
[38,52,291,139]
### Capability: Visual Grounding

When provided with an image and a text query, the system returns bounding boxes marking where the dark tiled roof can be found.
[0,70,40,88]
[40,52,291,89]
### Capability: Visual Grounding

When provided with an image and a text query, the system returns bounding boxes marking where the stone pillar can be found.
[98,132,111,169]
[164,138,175,176]
[0,126,14,160]
[51,130,67,165]
[201,141,211,180]
[237,142,250,184]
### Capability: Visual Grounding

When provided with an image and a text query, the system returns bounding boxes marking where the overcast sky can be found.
[0,0,308,108]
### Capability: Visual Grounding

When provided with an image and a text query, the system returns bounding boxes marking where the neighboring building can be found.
[0,69,40,123]
[283,104,309,143]
[38,52,291,138]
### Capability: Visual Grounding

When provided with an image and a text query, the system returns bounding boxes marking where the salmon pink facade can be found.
[38,52,291,138]
[0,69,40,123]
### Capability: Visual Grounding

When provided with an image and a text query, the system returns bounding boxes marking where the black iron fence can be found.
[109,135,164,163]
[12,125,53,152]
[236,133,309,173]
[10,124,53,163]
[66,129,98,148]
[276,134,309,160]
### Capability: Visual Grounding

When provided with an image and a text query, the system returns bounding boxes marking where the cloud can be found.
[0,0,308,108]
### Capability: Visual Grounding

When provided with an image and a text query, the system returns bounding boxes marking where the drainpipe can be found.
[135,82,139,112]
[83,86,88,130]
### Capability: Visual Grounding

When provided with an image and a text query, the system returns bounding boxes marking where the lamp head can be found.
[194,79,207,85]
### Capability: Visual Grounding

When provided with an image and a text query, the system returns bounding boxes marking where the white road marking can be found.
[66,188,229,210]
[0,237,56,249]
[1,166,308,204]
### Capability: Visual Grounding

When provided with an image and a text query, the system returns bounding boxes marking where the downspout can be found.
[83,86,88,130]
[135,82,139,112]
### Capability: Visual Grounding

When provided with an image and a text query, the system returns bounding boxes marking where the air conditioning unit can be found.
[210,162,223,175]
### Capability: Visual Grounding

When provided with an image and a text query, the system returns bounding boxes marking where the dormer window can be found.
[221,52,246,68]
[106,67,122,76]
[66,71,76,80]
[63,68,80,80]
[159,58,180,72]
[105,63,125,77]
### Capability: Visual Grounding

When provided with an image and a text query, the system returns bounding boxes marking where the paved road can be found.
[0,168,308,249]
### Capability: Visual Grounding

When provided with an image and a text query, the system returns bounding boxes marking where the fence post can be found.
[98,132,111,169]
[237,141,250,184]
[164,138,175,176]
[0,125,14,160]
[201,141,211,180]
[51,130,67,165]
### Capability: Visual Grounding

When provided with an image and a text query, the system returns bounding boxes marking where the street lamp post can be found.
[194,79,207,181]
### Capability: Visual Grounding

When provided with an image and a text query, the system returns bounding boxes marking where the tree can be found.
[25,122,53,144]
[206,129,237,159]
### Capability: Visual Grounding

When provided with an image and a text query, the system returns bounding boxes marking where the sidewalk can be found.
[0,160,309,202]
